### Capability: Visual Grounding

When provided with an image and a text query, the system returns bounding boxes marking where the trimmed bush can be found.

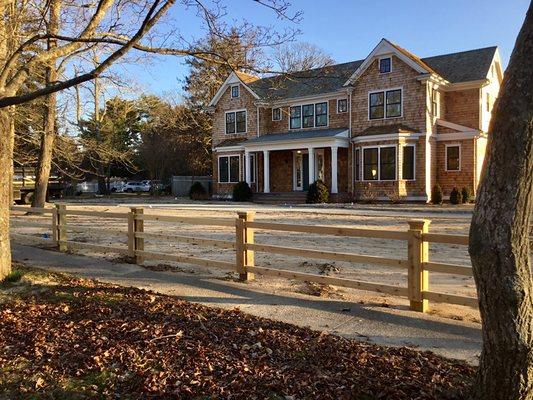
[307,180,329,204]
[431,184,443,205]
[450,187,462,205]
[189,181,207,200]
[461,186,471,204]
[232,181,253,202]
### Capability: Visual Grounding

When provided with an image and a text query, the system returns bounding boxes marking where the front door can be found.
[293,152,309,191]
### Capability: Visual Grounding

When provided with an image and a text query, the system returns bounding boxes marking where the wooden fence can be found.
[10,205,479,313]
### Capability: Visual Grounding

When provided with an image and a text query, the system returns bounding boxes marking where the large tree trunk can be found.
[32,0,60,208]
[469,3,533,400]
[0,107,14,280]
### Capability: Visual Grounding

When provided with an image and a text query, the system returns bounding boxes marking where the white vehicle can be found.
[122,181,150,193]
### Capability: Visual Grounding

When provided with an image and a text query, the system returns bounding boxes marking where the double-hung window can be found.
[231,85,239,98]
[272,107,282,121]
[290,102,328,129]
[369,89,402,119]
[363,146,397,181]
[302,104,314,128]
[337,99,348,113]
[402,145,415,180]
[379,57,392,74]
[446,145,460,171]
[315,102,328,126]
[225,110,246,134]
[290,106,302,129]
[218,155,240,183]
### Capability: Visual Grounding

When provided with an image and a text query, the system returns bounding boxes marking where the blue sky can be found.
[118,0,530,99]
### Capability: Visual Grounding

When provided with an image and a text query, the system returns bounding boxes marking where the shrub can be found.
[450,187,462,205]
[461,186,471,203]
[431,184,443,204]
[232,181,253,202]
[306,180,329,204]
[189,181,207,200]
[385,189,401,204]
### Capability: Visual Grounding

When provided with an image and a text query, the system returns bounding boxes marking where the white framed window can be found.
[289,102,328,129]
[231,85,239,98]
[369,88,402,120]
[354,148,361,181]
[337,98,348,113]
[445,144,461,171]
[362,146,397,181]
[272,107,282,121]
[218,155,240,183]
[225,110,246,134]
[402,144,415,180]
[379,57,392,74]
[246,154,257,183]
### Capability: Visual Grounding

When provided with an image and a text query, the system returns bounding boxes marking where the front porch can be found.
[242,128,350,196]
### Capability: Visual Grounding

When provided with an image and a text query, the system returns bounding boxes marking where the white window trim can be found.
[337,98,348,114]
[288,101,329,130]
[272,107,282,121]
[401,144,416,181]
[247,153,257,183]
[378,56,392,74]
[368,87,403,121]
[445,144,461,172]
[230,84,240,98]
[224,109,247,135]
[218,154,241,183]
[361,145,397,182]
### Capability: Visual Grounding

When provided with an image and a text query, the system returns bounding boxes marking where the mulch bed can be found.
[0,271,475,399]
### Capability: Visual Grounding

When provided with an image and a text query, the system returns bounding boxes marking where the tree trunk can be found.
[32,0,60,208]
[469,3,533,400]
[0,107,14,280]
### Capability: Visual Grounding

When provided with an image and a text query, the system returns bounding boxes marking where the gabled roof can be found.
[421,46,498,83]
[208,41,500,106]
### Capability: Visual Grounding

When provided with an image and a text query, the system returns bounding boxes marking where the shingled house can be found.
[208,39,503,202]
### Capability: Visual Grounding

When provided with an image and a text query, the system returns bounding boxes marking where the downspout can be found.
[349,88,354,195]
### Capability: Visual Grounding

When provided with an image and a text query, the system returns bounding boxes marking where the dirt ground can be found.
[10,202,480,323]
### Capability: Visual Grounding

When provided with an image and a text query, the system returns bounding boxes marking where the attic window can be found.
[231,85,239,98]
[379,57,392,74]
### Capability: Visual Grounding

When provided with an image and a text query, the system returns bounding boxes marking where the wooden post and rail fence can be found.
[9,204,492,313]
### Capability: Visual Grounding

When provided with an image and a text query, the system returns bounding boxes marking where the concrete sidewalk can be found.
[12,243,481,364]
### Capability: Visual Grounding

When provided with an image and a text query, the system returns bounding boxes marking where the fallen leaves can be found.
[0,274,475,399]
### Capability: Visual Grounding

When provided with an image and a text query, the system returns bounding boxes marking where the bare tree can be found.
[0,0,301,279]
[468,3,533,399]
[272,41,333,73]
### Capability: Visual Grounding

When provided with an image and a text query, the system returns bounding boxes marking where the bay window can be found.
[363,146,397,181]
[379,147,396,180]
[363,148,379,180]
[402,145,415,180]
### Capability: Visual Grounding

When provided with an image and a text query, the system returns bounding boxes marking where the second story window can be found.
[231,85,239,98]
[225,110,246,134]
[290,106,302,129]
[337,99,348,113]
[369,89,402,119]
[315,102,328,126]
[272,107,282,121]
[379,57,392,74]
[302,104,314,128]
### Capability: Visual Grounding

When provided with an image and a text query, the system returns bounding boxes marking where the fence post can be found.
[408,219,430,313]
[56,204,67,252]
[236,211,255,281]
[127,208,135,259]
[132,207,144,264]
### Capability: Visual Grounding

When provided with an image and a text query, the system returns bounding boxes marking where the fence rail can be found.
[9,204,481,313]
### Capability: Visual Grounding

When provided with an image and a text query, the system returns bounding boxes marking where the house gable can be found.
[344,39,435,87]
[208,72,260,107]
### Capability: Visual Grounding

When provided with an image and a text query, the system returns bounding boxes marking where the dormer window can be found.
[231,85,239,98]
[379,57,392,74]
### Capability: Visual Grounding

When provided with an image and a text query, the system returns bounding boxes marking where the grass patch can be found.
[1,268,25,284]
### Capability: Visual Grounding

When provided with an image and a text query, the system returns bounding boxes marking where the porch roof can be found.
[243,128,349,151]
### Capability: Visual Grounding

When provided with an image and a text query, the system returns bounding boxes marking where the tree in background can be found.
[272,42,333,73]
[468,3,533,399]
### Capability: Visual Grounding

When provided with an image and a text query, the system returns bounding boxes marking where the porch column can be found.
[308,147,315,186]
[331,146,338,194]
[244,151,252,185]
[263,150,270,193]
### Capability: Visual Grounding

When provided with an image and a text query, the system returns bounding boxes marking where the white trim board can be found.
[351,132,423,143]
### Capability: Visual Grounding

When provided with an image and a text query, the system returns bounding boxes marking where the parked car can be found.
[122,181,150,193]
